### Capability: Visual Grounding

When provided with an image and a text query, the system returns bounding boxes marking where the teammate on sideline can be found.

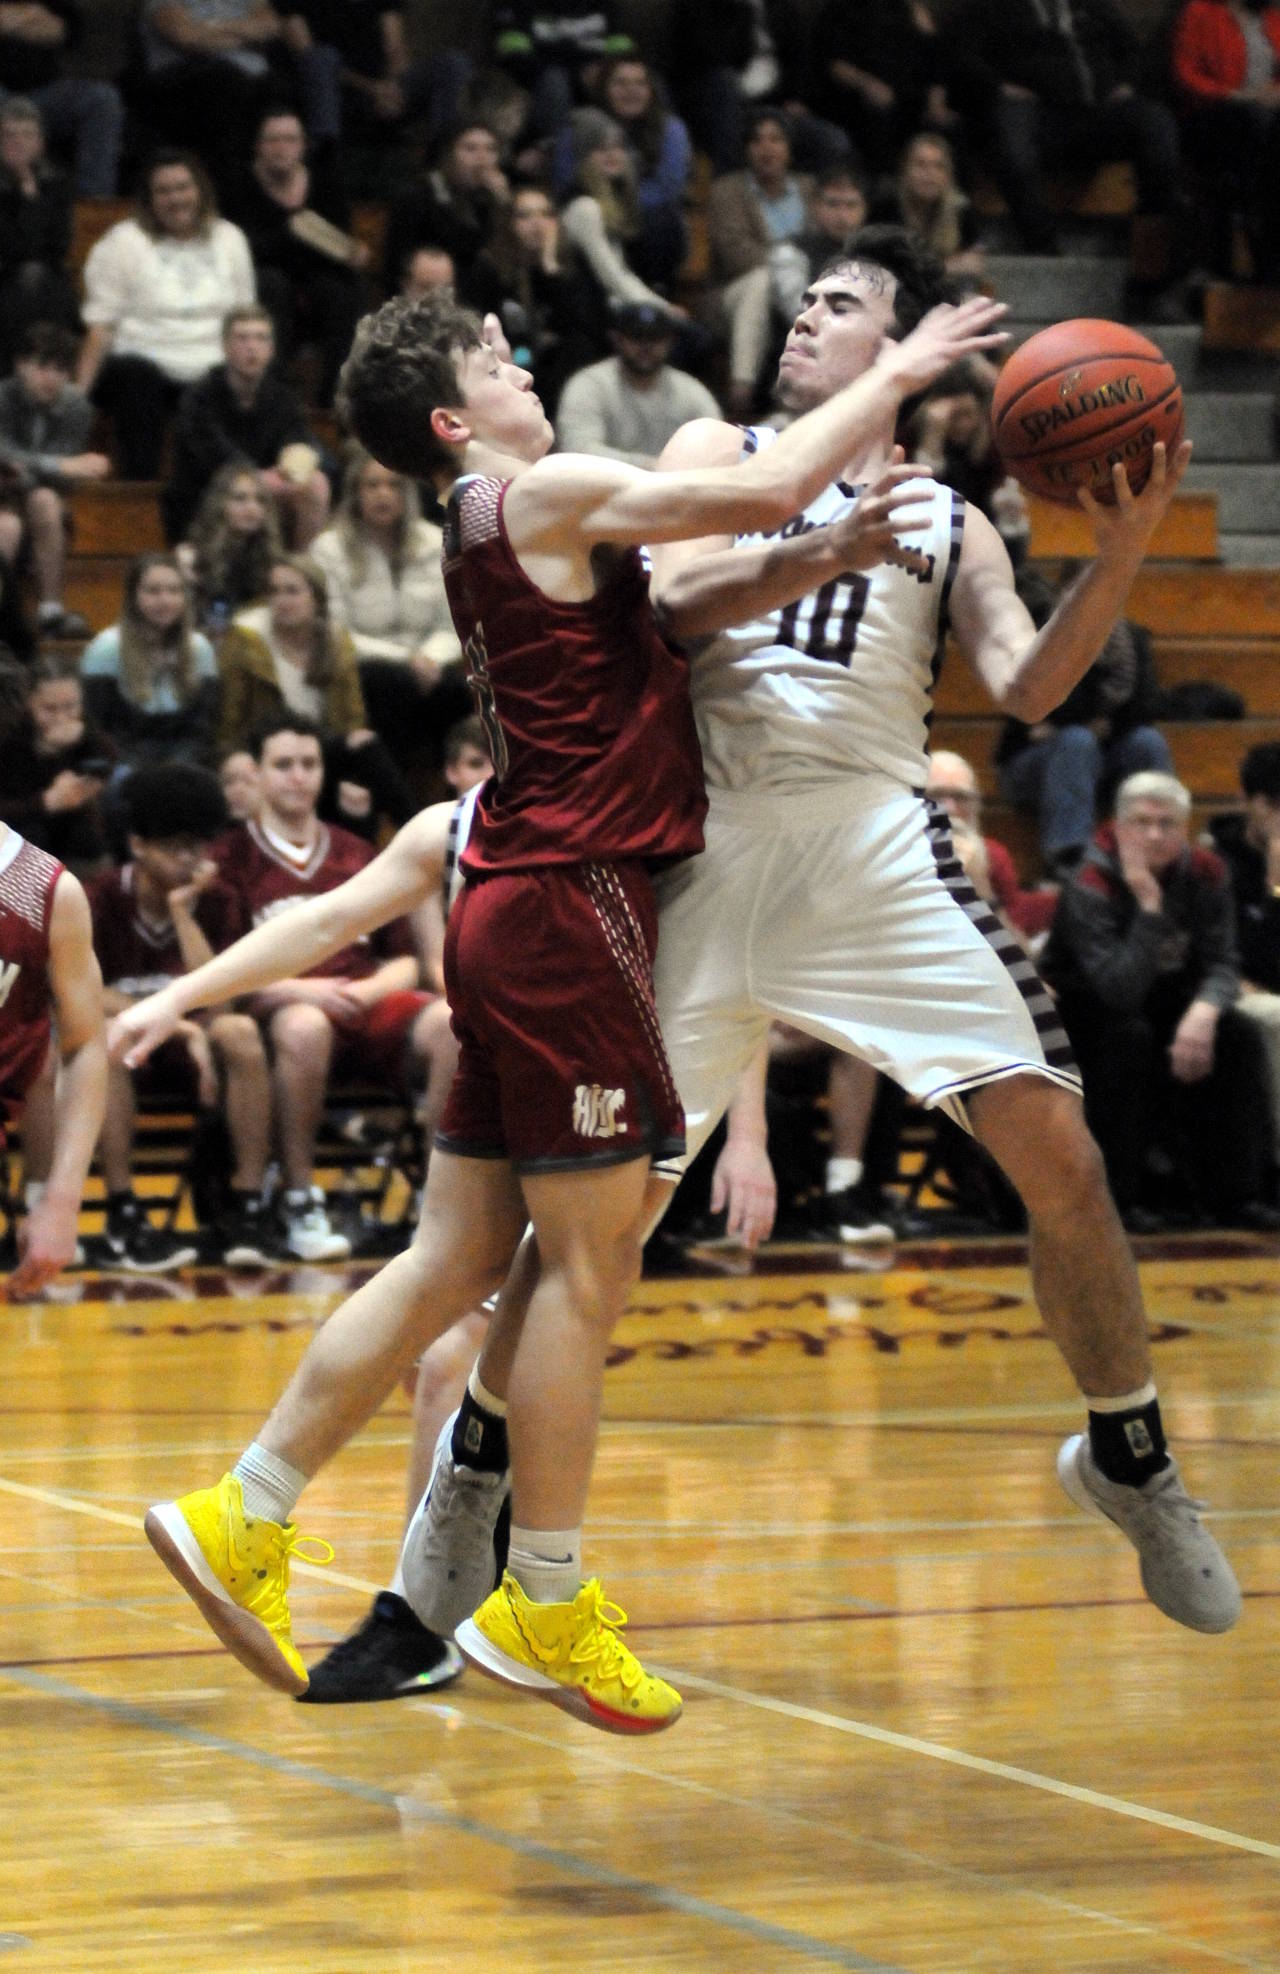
[0,812,106,1299]
[110,283,1006,1728]
[369,226,1238,1681]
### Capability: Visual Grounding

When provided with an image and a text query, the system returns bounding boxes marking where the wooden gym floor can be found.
[1,1231,1278,1972]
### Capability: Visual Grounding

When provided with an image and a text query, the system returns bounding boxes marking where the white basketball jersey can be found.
[692,429,966,795]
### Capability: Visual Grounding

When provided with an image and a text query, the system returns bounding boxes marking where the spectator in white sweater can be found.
[76,150,256,479]
[554,299,720,465]
[307,443,469,775]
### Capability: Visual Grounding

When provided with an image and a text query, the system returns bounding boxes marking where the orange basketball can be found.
[991,318,1184,507]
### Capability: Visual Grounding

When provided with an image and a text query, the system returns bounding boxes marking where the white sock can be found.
[508,1525,582,1604]
[1088,1381,1158,1413]
[36,601,62,623]
[825,1157,863,1194]
[23,1181,44,1210]
[468,1363,507,1418]
[232,1442,308,1524]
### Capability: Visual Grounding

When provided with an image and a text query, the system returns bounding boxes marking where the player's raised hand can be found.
[108,986,183,1070]
[884,294,1008,395]
[1076,438,1194,558]
[829,450,935,575]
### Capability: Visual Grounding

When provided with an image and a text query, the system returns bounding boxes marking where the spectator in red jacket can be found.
[1170,0,1280,278]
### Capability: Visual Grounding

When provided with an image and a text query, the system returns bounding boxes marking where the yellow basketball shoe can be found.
[455,1571,682,1734]
[144,1474,333,1696]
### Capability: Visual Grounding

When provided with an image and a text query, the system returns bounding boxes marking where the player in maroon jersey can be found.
[0,815,106,1299]
[213,712,456,1261]
[112,287,1005,1725]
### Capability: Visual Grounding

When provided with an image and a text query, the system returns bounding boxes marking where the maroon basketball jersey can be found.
[0,830,63,1115]
[88,865,249,995]
[212,817,414,979]
[442,475,706,876]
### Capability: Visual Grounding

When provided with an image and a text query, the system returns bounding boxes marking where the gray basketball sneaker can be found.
[399,1414,511,1637]
[1057,1434,1242,1634]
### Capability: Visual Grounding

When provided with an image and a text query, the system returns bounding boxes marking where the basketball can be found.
[991,318,1184,506]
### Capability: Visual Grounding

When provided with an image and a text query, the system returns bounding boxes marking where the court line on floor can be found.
[6,1472,1279,1868]
[662,1670,1280,1863]
[0,1664,905,1974]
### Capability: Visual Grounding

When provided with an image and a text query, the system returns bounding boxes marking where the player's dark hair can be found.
[1241,741,1280,800]
[444,713,490,766]
[818,222,954,336]
[124,764,228,843]
[249,710,327,761]
[337,294,487,478]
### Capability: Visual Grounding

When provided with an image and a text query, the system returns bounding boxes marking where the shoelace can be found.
[253,1528,335,1631]
[567,1584,646,1693]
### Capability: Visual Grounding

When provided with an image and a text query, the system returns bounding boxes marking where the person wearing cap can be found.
[554,297,720,465]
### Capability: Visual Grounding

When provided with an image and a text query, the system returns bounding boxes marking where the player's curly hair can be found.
[337,295,487,478]
[818,222,956,338]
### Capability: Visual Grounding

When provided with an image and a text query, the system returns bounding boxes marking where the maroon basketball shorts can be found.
[331,989,435,1088]
[437,860,685,1174]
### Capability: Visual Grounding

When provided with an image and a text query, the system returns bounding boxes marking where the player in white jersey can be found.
[396,226,1240,1653]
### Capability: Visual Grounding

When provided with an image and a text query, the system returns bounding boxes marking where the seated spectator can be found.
[0,0,123,196]
[0,656,115,874]
[675,0,849,174]
[1043,771,1280,1231]
[137,0,340,195]
[945,0,1191,307]
[551,56,692,288]
[307,444,469,775]
[1206,740,1280,1196]
[443,712,494,796]
[218,552,415,836]
[89,763,281,1271]
[213,712,454,1258]
[490,0,636,141]
[183,461,286,631]
[1170,0,1280,281]
[218,742,261,820]
[706,107,813,417]
[926,748,1058,941]
[905,357,1009,519]
[76,152,257,481]
[0,323,109,643]
[228,106,369,405]
[164,304,331,546]
[554,298,720,465]
[997,569,1172,877]
[81,553,221,778]
[401,243,456,301]
[811,0,963,176]
[0,99,79,368]
[557,109,689,325]
[384,120,510,295]
[462,181,605,414]
[769,164,869,322]
[280,1,471,159]
[871,132,984,283]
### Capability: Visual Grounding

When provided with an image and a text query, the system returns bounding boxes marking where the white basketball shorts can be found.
[652,776,1080,1177]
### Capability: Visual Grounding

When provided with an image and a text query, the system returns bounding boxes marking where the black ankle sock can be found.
[452,1387,508,1472]
[1088,1397,1169,1487]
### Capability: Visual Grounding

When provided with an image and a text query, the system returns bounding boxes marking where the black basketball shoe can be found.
[297,1591,464,1703]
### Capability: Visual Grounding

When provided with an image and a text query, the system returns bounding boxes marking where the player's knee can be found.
[1020,1104,1109,1220]
[270,1003,333,1059]
[27,486,62,528]
[208,1012,265,1063]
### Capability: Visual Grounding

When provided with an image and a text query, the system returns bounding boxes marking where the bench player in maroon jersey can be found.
[0,818,106,1299]
[213,713,457,1261]
[120,287,1005,1729]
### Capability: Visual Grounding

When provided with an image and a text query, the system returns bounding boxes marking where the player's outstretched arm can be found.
[950,440,1192,722]
[511,297,1006,551]
[8,875,106,1299]
[108,803,453,1069]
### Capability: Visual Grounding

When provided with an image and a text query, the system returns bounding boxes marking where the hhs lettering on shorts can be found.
[573,1083,626,1139]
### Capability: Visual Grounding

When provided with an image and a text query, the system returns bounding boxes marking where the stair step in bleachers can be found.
[1003,320,1203,376]
[984,255,1130,322]
[1026,490,1217,561]
[1184,461,1280,534]
[935,633,1280,718]
[1123,566,1280,636]
[1182,391,1276,464]
[69,482,165,556]
[1216,533,1280,568]
[932,715,1279,799]
[65,553,132,633]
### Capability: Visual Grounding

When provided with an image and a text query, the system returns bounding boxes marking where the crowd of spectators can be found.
[1,0,1279,1266]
